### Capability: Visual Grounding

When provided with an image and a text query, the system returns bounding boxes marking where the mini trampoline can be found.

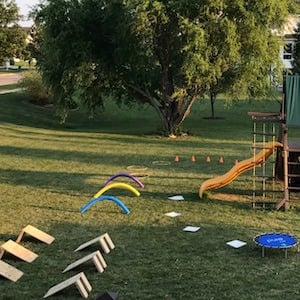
[253,232,299,258]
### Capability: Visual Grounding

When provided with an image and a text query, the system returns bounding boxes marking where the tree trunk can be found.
[210,92,216,118]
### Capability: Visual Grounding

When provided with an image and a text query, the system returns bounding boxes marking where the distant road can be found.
[0,73,22,86]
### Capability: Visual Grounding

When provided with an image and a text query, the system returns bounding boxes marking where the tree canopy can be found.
[0,0,26,64]
[293,22,300,74]
[36,0,292,135]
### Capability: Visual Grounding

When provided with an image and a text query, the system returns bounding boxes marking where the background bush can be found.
[19,70,52,106]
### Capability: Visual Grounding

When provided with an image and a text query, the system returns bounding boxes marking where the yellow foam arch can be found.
[93,182,140,199]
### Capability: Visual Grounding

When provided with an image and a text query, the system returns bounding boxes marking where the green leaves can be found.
[36,0,292,134]
[0,0,26,63]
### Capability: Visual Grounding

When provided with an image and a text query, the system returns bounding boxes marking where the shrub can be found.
[19,70,52,106]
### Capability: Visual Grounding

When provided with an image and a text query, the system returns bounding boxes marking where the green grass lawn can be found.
[0,92,299,299]
[0,84,19,91]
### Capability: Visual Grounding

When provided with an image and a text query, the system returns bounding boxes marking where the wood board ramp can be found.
[0,260,24,282]
[43,272,92,299]
[63,250,107,273]
[0,240,38,262]
[16,225,55,244]
[74,233,115,254]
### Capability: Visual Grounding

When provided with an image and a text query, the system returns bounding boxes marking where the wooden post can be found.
[276,125,289,210]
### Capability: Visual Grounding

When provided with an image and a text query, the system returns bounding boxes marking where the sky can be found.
[15,0,39,27]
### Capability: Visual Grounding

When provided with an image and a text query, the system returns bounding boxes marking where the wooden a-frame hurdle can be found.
[0,225,54,282]
[1,228,116,299]
[43,272,92,299]
[74,233,115,254]
[16,224,55,244]
[63,250,107,273]
[43,233,115,298]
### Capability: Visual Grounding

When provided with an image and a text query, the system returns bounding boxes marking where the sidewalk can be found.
[0,73,22,86]
[0,88,22,94]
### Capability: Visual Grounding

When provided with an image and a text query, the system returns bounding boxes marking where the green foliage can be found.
[0,0,26,63]
[292,22,300,74]
[36,0,291,135]
[19,69,52,105]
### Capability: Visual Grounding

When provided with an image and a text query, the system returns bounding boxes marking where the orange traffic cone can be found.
[219,157,224,164]
[174,155,180,162]
[206,156,211,163]
[191,155,196,162]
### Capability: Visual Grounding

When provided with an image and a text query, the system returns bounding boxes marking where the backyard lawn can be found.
[0,88,299,299]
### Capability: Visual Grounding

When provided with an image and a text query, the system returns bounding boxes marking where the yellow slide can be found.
[199,141,283,198]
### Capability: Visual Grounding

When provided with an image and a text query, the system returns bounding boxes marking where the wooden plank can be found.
[0,240,38,263]
[63,251,106,273]
[43,272,91,299]
[0,260,23,282]
[74,233,115,254]
[16,225,55,244]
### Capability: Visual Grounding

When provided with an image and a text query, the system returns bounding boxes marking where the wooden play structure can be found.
[199,75,300,209]
[249,75,300,210]
[276,75,300,209]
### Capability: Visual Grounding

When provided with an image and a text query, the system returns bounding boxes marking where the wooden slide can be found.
[199,141,283,198]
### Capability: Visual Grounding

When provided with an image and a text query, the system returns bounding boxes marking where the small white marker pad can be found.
[168,195,184,201]
[226,240,247,248]
[183,226,200,232]
[165,212,181,218]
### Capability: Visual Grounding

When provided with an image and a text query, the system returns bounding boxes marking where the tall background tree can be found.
[292,21,300,74]
[36,0,292,135]
[0,0,26,64]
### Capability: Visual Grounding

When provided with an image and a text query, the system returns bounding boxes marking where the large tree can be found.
[36,0,291,135]
[292,21,300,73]
[0,0,26,64]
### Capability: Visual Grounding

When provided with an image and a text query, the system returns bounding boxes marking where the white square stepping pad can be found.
[168,195,184,201]
[183,226,200,232]
[226,240,247,248]
[165,212,181,218]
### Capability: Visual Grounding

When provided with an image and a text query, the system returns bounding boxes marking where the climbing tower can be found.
[248,112,282,209]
